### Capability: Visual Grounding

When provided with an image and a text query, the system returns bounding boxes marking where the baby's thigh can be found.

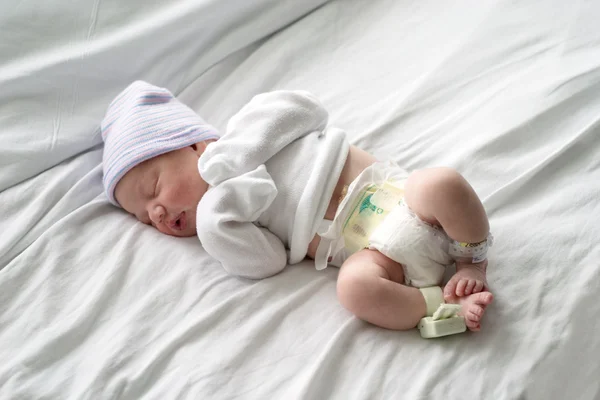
[339,248,405,284]
[403,167,464,225]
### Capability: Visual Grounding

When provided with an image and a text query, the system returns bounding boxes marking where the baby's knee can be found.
[337,250,400,314]
[408,167,470,203]
[337,266,368,313]
[337,256,381,314]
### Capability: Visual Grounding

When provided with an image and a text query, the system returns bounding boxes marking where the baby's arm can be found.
[198,90,328,186]
[197,165,287,279]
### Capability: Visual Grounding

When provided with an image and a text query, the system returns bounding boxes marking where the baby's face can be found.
[114,141,212,237]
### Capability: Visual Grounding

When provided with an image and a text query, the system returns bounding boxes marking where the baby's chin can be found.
[155,223,197,238]
[163,227,197,238]
[180,229,197,238]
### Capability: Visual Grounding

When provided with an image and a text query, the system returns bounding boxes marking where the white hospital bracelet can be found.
[448,233,493,263]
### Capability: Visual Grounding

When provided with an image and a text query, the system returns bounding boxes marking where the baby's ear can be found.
[191,140,216,155]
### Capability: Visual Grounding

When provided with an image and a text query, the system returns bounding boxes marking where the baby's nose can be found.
[149,205,165,225]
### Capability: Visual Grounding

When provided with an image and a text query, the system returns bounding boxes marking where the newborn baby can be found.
[102,81,493,332]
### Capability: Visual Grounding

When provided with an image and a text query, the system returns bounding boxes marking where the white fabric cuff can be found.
[418,286,444,316]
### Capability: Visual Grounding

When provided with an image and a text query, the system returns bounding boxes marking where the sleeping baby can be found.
[101,81,494,332]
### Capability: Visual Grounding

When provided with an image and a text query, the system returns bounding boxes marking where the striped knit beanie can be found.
[101,81,220,206]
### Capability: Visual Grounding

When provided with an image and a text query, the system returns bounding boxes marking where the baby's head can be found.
[101,81,219,237]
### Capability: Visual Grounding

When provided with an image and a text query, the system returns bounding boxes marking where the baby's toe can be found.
[471,291,494,306]
[467,307,483,322]
[464,315,480,331]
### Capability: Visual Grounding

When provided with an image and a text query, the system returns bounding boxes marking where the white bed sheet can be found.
[1,0,600,399]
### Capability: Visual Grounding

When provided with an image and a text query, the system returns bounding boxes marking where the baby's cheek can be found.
[164,184,192,205]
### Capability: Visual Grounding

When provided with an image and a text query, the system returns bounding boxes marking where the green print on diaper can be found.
[342,183,402,254]
[359,194,384,215]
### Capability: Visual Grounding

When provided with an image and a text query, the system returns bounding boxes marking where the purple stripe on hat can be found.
[116,107,192,134]
[107,81,166,110]
[104,126,216,180]
[106,112,212,157]
[101,84,172,135]
[103,125,218,178]
[140,94,171,99]
[105,86,158,119]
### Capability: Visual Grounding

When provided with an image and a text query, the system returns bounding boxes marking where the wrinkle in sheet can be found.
[292,317,361,399]
[114,275,323,398]
[481,76,600,201]
[86,0,100,42]
[0,150,103,269]
[128,274,334,399]
[0,216,135,384]
[51,90,61,151]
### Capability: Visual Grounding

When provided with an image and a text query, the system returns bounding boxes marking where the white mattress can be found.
[1,0,600,398]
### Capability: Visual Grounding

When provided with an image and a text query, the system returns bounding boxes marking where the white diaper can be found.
[315,161,453,288]
[369,201,453,287]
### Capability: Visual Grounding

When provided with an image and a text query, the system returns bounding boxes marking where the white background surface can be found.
[1,0,599,398]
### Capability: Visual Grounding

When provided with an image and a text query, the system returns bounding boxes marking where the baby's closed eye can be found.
[152,176,159,198]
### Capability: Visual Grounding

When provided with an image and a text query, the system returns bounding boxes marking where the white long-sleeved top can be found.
[196,91,349,279]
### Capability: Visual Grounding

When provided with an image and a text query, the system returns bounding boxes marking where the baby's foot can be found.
[444,260,488,300]
[446,291,494,331]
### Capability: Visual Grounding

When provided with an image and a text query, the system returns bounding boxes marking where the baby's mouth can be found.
[169,211,187,232]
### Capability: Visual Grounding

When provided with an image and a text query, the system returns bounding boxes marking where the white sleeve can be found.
[196,164,287,280]
[198,90,329,186]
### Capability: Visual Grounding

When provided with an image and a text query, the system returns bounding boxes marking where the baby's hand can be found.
[443,261,488,300]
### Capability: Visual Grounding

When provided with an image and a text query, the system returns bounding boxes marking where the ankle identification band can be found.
[448,234,493,263]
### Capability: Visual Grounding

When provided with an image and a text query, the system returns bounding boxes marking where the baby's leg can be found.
[337,249,428,330]
[404,168,491,299]
[337,248,493,331]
